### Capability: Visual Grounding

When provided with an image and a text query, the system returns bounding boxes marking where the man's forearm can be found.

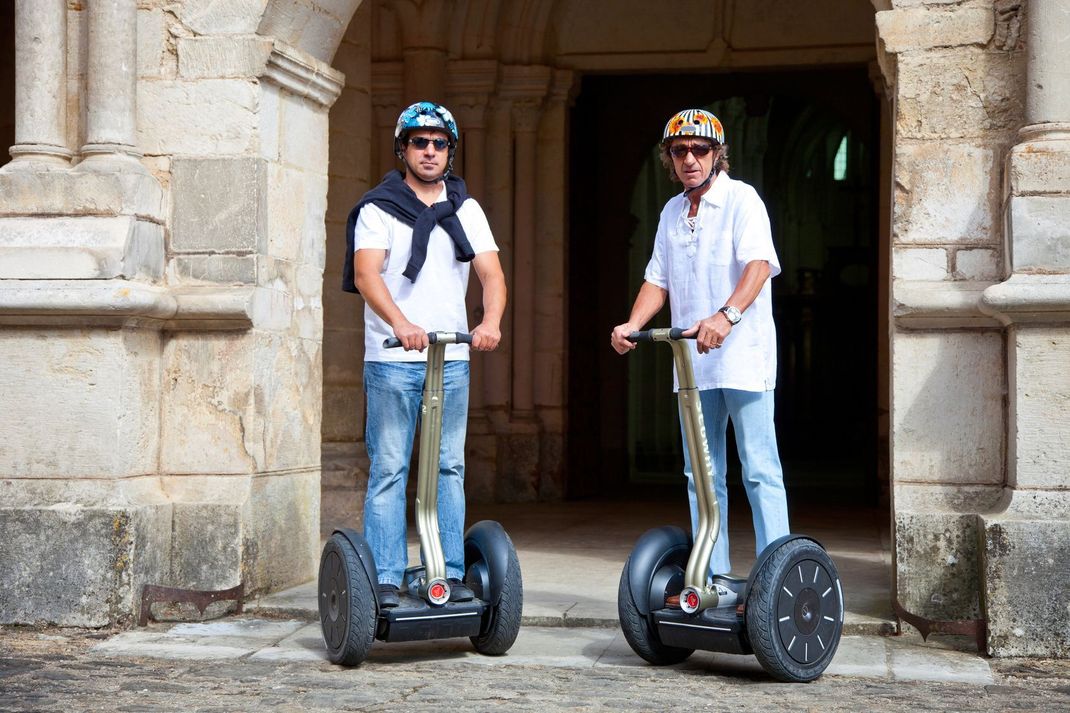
[724,260,771,314]
[627,281,669,328]
[480,271,507,328]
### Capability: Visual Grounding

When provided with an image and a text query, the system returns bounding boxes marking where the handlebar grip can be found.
[382,332,474,349]
[669,327,690,340]
[626,329,693,343]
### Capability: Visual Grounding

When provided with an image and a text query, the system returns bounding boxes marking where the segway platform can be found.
[379,596,487,643]
[654,605,748,655]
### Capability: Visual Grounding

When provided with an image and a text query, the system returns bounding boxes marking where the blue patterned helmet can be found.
[394,101,459,144]
[393,101,459,179]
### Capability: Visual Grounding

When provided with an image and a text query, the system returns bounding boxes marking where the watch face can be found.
[722,306,741,324]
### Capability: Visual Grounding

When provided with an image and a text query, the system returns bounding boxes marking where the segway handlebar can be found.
[383,332,474,349]
[626,328,693,343]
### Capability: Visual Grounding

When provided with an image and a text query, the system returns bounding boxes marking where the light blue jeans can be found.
[681,388,789,576]
[362,360,469,586]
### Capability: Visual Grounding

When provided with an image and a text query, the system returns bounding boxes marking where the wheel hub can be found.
[776,558,840,665]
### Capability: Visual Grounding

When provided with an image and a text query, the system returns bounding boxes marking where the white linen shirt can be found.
[644,172,781,392]
[353,184,499,362]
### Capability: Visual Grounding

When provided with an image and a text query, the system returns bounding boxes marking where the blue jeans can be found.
[362,360,470,586]
[681,388,789,576]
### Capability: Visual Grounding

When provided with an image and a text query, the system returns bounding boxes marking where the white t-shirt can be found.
[353,185,499,362]
[644,172,781,392]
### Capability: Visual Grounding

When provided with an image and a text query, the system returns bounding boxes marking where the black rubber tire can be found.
[745,538,843,682]
[318,533,377,666]
[470,534,523,655]
[617,556,694,665]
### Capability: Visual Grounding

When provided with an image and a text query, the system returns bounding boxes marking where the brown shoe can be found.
[665,594,681,608]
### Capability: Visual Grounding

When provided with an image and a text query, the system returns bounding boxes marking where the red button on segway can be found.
[686,591,699,609]
[430,583,446,600]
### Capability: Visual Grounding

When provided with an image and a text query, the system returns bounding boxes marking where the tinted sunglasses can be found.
[407,136,451,151]
[669,143,715,159]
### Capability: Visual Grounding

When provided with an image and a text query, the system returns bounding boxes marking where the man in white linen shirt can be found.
[610,108,789,579]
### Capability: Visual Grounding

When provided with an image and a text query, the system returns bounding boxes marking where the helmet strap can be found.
[684,166,716,197]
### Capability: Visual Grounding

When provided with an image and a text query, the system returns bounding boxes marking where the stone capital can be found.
[511,100,543,134]
[371,61,404,129]
[499,65,552,104]
[260,40,344,109]
[445,59,499,98]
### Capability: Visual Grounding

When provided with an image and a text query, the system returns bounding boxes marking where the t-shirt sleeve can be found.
[459,199,499,254]
[643,209,671,289]
[733,187,781,278]
[353,203,391,251]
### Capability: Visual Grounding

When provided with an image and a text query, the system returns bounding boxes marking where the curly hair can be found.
[659,142,730,183]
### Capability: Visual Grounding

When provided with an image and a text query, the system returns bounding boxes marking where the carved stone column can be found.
[447,60,499,501]
[509,101,541,421]
[494,66,551,501]
[501,66,551,423]
[482,98,515,427]
[6,0,71,167]
[371,63,403,180]
[79,0,142,167]
[977,0,1070,657]
[532,69,575,499]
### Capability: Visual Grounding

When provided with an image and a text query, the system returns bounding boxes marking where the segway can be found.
[618,328,843,682]
[318,331,523,665]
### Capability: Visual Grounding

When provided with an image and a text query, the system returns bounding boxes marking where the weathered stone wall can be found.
[0,0,351,625]
[882,0,1070,657]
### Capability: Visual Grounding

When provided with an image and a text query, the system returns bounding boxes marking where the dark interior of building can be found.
[567,67,880,508]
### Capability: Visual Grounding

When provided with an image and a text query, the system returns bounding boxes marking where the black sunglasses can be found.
[669,143,715,159]
[407,136,451,151]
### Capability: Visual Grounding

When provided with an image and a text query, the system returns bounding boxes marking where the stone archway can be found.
[1,0,1066,656]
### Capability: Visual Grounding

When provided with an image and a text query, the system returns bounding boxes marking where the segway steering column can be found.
[628,328,720,613]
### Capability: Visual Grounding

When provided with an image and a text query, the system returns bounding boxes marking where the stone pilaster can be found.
[496,65,550,501]
[447,60,499,502]
[976,0,1070,658]
[5,0,71,167]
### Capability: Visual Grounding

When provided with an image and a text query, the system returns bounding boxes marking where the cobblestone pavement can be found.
[2,623,1069,712]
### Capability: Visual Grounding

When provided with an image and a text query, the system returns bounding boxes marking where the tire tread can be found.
[471,536,523,655]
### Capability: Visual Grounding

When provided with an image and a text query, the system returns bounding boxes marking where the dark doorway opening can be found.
[567,68,880,507]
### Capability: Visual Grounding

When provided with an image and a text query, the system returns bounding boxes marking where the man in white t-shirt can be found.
[344,101,506,608]
[610,108,789,577]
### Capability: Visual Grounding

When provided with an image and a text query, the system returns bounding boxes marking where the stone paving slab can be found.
[91,617,993,684]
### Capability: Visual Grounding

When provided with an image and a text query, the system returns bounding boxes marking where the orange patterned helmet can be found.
[662,109,725,145]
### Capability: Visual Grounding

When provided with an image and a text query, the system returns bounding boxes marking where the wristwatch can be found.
[718,305,742,325]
